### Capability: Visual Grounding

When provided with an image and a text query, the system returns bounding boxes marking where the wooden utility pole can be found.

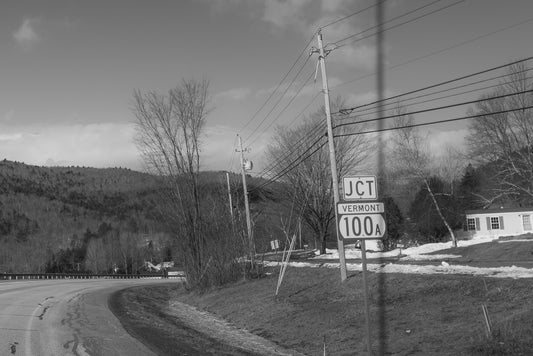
[237,134,254,265]
[226,171,234,220]
[312,29,348,281]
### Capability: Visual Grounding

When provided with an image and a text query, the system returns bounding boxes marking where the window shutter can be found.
[475,217,480,231]
[486,217,491,230]
[499,216,504,230]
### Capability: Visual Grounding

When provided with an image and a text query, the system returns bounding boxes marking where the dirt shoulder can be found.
[109,283,304,356]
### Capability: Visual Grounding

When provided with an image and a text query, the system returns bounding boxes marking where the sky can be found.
[2,0,533,173]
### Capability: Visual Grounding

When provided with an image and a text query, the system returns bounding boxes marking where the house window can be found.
[490,216,500,230]
[467,218,476,231]
[523,215,532,231]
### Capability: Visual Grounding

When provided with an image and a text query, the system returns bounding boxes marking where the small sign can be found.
[343,176,377,201]
[337,202,384,214]
[338,214,386,239]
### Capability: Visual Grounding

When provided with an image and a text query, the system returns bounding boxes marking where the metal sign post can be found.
[337,175,386,356]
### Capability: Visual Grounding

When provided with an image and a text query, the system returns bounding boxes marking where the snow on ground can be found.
[314,237,500,261]
[264,260,533,279]
[265,237,533,279]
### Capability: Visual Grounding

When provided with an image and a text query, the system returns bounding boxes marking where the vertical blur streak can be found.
[376,0,387,355]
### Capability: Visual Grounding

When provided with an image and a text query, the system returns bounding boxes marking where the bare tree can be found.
[133,79,211,284]
[388,105,457,247]
[467,63,533,203]
[266,99,373,254]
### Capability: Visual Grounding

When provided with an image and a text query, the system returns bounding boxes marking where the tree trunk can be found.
[424,179,457,247]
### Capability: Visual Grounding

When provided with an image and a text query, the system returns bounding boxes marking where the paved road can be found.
[0,279,170,356]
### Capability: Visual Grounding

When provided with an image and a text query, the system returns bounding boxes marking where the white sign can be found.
[343,176,377,201]
[338,214,386,239]
[337,202,384,214]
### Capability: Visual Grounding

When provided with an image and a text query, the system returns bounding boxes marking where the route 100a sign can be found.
[338,213,386,240]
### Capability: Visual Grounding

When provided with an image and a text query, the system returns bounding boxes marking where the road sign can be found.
[338,213,386,239]
[337,202,384,214]
[342,176,377,201]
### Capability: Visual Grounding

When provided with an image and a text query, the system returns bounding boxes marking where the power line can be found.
[251,137,328,193]
[334,105,533,139]
[335,88,533,130]
[337,68,533,120]
[244,69,315,147]
[253,86,533,192]
[243,56,313,145]
[330,15,533,91]
[338,73,533,124]
[334,55,533,116]
[333,0,462,48]
[239,33,316,134]
[320,1,385,29]
[248,91,322,164]
[255,121,326,179]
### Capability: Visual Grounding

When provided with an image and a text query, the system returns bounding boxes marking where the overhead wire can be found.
[333,55,533,115]
[255,120,327,178]
[334,88,533,130]
[251,135,329,192]
[239,0,387,153]
[251,57,533,191]
[330,14,533,91]
[332,0,463,48]
[239,33,316,134]
[243,56,314,143]
[333,104,533,139]
[319,0,385,29]
[337,70,533,123]
[245,68,315,147]
[248,90,322,164]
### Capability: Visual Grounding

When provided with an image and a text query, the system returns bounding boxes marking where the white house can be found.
[464,207,533,239]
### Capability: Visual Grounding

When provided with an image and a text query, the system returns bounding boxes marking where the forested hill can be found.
[0,159,285,274]
[0,159,168,274]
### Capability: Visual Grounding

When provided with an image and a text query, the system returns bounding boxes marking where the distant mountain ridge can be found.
[0,159,168,273]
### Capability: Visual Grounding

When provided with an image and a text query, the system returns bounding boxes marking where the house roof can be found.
[466,207,533,215]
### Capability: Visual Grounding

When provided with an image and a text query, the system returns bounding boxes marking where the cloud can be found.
[0,133,23,141]
[329,43,376,70]
[262,0,315,32]
[0,123,142,169]
[3,110,15,122]
[13,17,40,49]
[427,128,468,157]
[214,87,252,102]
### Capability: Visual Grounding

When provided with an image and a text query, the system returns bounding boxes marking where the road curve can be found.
[0,279,170,356]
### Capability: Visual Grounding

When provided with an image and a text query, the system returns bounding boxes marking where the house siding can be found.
[465,208,533,239]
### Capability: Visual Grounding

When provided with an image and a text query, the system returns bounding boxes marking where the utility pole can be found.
[237,134,254,266]
[226,171,234,220]
[311,29,348,281]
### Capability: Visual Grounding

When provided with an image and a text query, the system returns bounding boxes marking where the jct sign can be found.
[343,176,377,201]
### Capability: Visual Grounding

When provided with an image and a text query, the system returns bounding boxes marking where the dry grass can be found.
[171,268,533,355]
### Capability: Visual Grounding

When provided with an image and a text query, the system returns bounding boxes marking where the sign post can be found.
[338,175,385,355]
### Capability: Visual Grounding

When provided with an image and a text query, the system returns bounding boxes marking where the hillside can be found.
[0,160,293,274]
[0,159,170,274]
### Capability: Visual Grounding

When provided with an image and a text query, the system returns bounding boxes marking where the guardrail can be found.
[1,272,186,281]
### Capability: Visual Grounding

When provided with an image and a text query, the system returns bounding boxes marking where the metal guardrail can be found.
[1,272,186,281]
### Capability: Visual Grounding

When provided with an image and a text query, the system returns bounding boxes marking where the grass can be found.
[433,239,533,267]
[111,240,533,355]
[165,268,533,355]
